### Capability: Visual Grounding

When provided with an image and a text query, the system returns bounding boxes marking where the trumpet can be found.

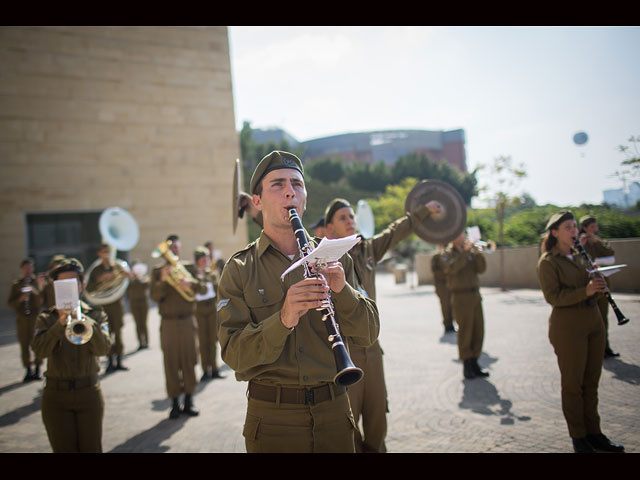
[288,207,364,387]
[573,237,630,326]
[65,303,94,345]
[472,239,496,253]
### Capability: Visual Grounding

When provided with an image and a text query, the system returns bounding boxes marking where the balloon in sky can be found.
[573,132,588,145]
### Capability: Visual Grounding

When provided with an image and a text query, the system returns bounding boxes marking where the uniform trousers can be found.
[41,381,104,453]
[435,281,454,329]
[549,304,605,438]
[195,305,218,372]
[348,341,388,453]
[16,315,41,368]
[130,300,149,346]
[596,296,612,350]
[451,290,484,360]
[243,385,357,453]
[160,315,198,398]
[103,301,124,357]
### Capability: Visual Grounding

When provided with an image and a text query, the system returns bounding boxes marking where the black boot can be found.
[23,367,33,383]
[105,356,116,374]
[586,433,625,453]
[32,365,43,380]
[463,359,476,379]
[182,394,199,416]
[572,437,597,453]
[169,398,181,419]
[472,358,489,377]
[115,356,129,371]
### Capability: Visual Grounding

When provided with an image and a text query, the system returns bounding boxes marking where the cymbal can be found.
[404,179,467,244]
[232,158,242,234]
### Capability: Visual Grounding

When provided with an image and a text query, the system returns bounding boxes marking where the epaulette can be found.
[229,240,257,260]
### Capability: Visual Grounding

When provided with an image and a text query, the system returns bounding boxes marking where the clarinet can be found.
[573,237,630,326]
[23,275,32,316]
[288,208,364,387]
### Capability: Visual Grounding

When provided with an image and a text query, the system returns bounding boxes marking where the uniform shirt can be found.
[348,204,430,302]
[537,246,595,308]
[7,274,43,318]
[150,262,208,317]
[440,246,486,291]
[127,276,150,305]
[431,253,447,285]
[217,230,380,387]
[31,301,112,379]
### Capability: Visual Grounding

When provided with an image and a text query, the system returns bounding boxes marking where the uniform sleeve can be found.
[330,253,380,347]
[7,282,21,311]
[31,312,65,358]
[86,308,113,356]
[474,252,487,274]
[537,256,589,307]
[150,267,169,303]
[217,260,294,375]
[369,204,430,263]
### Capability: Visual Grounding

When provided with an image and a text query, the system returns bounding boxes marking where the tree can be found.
[306,157,345,184]
[477,155,527,290]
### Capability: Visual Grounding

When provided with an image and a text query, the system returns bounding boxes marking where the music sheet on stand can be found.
[281,234,361,280]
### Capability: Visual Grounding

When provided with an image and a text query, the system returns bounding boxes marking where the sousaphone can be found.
[404,180,467,244]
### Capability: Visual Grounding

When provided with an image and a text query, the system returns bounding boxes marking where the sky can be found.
[227,26,640,208]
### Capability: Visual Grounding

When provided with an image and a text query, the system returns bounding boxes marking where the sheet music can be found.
[594,256,615,266]
[195,281,216,301]
[281,234,361,280]
[587,264,627,277]
[54,279,80,310]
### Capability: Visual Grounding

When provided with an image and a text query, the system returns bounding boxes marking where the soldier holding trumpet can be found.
[31,258,113,453]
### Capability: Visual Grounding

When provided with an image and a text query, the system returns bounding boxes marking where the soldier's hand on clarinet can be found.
[312,261,346,293]
[280,277,331,328]
[586,275,607,296]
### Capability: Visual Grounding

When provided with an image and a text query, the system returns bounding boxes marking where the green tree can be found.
[306,157,345,184]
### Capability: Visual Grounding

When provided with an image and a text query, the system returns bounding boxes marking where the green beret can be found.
[324,198,352,225]
[249,151,304,194]
[545,211,574,231]
[50,257,84,280]
[579,215,596,228]
[194,246,210,260]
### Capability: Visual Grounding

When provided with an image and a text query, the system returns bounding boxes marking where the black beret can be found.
[324,198,352,225]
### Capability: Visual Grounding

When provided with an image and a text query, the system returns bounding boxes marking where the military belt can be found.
[161,313,192,320]
[248,381,346,405]
[45,376,98,391]
[451,287,479,294]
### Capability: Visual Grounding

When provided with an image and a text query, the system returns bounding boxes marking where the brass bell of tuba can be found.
[84,207,139,306]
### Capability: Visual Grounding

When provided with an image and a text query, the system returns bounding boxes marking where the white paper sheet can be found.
[54,278,80,310]
[594,256,615,266]
[281,234,361,280]
[587,264,628,277]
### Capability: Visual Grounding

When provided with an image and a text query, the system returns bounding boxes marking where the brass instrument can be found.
[65,303,94,345]
[151,240,197,302]
[355,199,375,239]
[288,207,364,387]
[84,207,139,305]
[573,237,630,326]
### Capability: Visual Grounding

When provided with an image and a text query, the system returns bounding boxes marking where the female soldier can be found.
[31,258,113,453]
[537,211,624,453]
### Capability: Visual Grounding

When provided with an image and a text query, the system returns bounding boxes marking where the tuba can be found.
[151,240,197,302]
[84,207,139,306]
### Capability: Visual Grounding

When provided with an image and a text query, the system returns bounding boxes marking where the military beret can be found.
[48,254,66,270]
[579,215,597,228]
[310,215,325,229]
[545,211,574,231]
[324,198,352,225]
[21,257,34,267]
[166,234,179,243]
[194,246,210,260]
[50,257,85,280]
[249,151,304,194]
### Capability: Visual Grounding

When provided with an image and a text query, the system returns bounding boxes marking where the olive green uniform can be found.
[582,239,616,351]
[86,261,127,357]
[346,204,430,453]
[195,268,220,374]
[440,246,486,361]
[537,246,605,439]
[151,262,207,399]
[431,252,454,330]
[41,278,57,310]
[31,301,113,452]
[7,274,44,373]
[127,276,150,348]
[217,231,380,453]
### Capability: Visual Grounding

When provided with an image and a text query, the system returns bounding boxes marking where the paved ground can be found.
[1,272,639,453]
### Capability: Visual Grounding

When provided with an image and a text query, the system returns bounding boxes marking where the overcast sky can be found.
[228,26,640,207]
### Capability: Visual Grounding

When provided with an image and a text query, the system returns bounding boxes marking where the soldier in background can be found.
[127,260,150,350]
[85,244,130,373]
[37,254,67,311]
[151,234,208,419]
[579,215,620,358]
[7,258,44,382]
[31,258,112,453]
[431,244,455,334]
[194,246,223,381]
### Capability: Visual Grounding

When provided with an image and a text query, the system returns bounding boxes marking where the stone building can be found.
[0,26,246,308]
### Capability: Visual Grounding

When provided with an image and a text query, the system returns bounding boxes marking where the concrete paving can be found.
[1,272,639,453]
